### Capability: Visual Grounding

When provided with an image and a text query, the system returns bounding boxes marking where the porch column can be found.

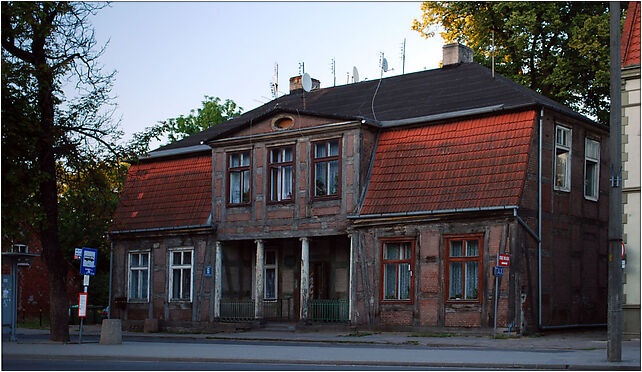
[214,241,222,319]
[299,237,310,321]
[349,233,357,323]
[254,239,264,320]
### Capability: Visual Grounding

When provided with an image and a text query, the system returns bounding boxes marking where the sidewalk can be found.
[3,325,641,370]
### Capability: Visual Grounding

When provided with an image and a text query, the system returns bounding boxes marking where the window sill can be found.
[226,203,252,208]
[553,187,571,193]
[380,300,413,305]
[127,300,149,304]
[311,195,340,202]
[584,196,598,202]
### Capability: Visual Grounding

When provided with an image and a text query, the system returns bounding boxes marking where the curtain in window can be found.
[265,268,276,299]
[384,264,396,299]
[399,263,411,299]
[449,262,463,299]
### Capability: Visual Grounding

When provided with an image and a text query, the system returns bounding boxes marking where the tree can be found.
[412,1,626,125]
[162,95,242,143]
[2,2,119,341]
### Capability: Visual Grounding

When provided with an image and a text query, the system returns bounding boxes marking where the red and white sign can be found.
[78,293,88,318]
[498,254,510,267]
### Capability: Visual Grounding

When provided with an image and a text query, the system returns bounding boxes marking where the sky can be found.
[89,2,445,143]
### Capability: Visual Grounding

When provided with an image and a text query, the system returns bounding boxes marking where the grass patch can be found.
[410,332,457,338]
[492,334,520,339]
[342,330,378,337]
[17,318,50,330]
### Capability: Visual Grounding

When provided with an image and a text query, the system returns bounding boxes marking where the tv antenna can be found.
[400,38,406,74]
[352,66,360,83]
[379,52,393,75]
[298,62,305,75]
[270,62,279,98]
[491,31,495,79]
[330,58,336,87]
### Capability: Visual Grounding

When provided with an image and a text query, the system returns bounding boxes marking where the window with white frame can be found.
[445,235,483,302]
[128,251,150,301]
[228,151,251,205]
[554,126,572,191]
[169,249,193,302]
[584,138,600,200]
[264,249,278,299]
[312,139,340,198]
[381,240,414,302]
[268,146,294,202]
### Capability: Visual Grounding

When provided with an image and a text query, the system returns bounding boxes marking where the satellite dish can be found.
[353,66,360,83]
[382,58,389,73]
[302,72,312,92]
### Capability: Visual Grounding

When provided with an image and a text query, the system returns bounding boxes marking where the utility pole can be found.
[607,1,623,363]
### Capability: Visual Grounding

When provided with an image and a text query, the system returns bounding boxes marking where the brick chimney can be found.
[442,43,473,66]
[289,75,320,93]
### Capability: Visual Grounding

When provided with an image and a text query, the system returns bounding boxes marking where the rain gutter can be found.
[109,223,214,235]
[348,205,518,220]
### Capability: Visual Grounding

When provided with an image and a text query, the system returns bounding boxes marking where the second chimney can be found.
[442,43,473,66]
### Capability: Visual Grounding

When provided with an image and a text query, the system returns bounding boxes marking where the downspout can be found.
[538,107,543,329]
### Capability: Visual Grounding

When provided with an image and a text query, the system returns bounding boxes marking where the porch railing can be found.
[219,298,292,322]
[220,300,254,322]
[308,299,348,323]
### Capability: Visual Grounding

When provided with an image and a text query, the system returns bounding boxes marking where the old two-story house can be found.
[109,44,609,333]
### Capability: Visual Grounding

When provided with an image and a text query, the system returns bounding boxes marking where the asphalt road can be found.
[1,358,496,371]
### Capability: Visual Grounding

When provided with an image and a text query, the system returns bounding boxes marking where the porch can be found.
[213,235,352,323]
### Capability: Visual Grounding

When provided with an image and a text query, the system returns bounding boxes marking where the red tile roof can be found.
[360,110,536,216]
[622,1,641,67]
[110,154,212,232]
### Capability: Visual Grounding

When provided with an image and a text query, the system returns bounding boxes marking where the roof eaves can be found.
[147,144,211,159]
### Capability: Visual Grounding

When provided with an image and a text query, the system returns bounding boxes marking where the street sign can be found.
[205,266,213,277]
[80,248,97,276]
[493,266,504,277]
[498,254,510,267]
[78,293,88,317]
[74,248,82,260]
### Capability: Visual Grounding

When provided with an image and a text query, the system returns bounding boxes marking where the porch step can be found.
[261,322,296,332]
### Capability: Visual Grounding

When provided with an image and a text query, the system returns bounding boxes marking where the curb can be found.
[3,353,639,370]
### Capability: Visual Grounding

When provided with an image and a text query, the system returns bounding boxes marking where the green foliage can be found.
[164,95,242,143]
[57,158,129,306]
[2,1,119,340]
[412,1,626,125]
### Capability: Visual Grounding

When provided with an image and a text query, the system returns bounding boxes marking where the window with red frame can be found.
[445,236,482,302]
[228,151,251,205]
[268,146,294,202]
[380,240,414,302]
[312,139,340,198]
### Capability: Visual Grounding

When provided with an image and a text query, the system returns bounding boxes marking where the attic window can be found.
[272,116,294,131]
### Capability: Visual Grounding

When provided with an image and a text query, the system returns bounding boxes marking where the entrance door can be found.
[310,262,329,300]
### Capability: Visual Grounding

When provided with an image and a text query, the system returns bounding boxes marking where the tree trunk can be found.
[35,47,70,342]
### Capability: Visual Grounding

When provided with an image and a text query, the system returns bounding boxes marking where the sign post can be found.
[493,253,510,338]
[78,248,97,344]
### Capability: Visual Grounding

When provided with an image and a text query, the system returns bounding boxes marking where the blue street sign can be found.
[205,266,213,277]
[80,248,98,276]
[493,266,504,277]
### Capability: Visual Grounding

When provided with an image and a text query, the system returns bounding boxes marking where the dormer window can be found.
[271,116,294,131]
